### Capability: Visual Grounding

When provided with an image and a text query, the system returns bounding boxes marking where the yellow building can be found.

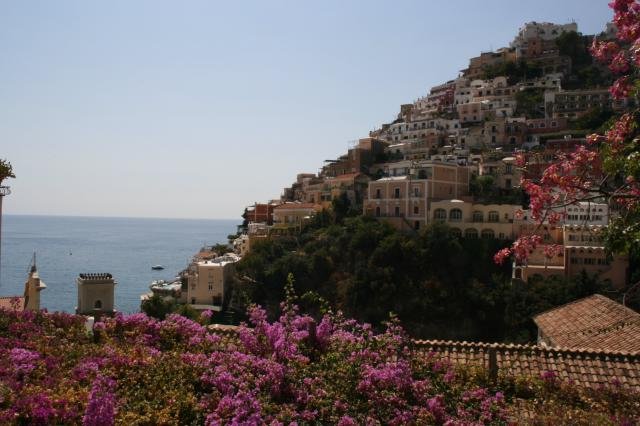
[186,253,240,311]
[430,200,519,239]
[272,202,323,234]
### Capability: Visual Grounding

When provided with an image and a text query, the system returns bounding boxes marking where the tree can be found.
[0,159,15,185]
[141,294,176,320]
[495,0,640,264]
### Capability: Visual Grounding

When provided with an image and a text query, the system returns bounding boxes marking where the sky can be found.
[0,0,612,220]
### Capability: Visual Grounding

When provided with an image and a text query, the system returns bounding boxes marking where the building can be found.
[430,200,519,239]
[479,156,521,190]
[0,259,46,312]
[242,202,279,226]
[513,224,628,288]
[463,48,517,79]
[510,22,578,58]
[545,89,628,119]
[186,253,240,312]
[533,294,640,352]
[321,138,387,177]
[272,202,323,234]
[363,162,470,231]
[76,273,116,316]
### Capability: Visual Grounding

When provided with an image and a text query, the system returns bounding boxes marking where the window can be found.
[375,189,381,199]
[208,283,213,291]
[449,208,462,222]
[94,300,102,309]
[394,206,401,217]
[481,229,495,239]
[450,228,462,237]
[414,221,420,230]
[472,211,483,222]
[191,298,196,304]
[414,205,419,214]
[414,187,419,197]
[394,188,400,198]
[488,211,499,222]
[434,209,447,221]
[465,228,478,239]
[375,207,380,217]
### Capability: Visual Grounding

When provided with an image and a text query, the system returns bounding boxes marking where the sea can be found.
[0,215,238,313]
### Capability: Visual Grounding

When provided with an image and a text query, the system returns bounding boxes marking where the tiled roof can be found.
[533,294,640,353]
[208,325,640,390]
[0,296,25,311]
[412,339,640,390]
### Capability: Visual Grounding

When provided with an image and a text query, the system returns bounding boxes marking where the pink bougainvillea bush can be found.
[0,305,638,425]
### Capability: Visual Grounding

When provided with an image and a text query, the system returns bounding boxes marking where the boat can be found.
[151,265,164,270]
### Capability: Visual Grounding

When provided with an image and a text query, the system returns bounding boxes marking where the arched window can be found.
[472,211,483,222]
[434,209,447,221]
[450,228,462,237]
[465,228,478,239]
[449,208,462,222]
[488,211,500,222]
[481,229,495,239]
[94,300,102,309]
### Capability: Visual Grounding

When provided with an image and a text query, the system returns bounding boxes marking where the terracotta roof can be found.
[533,294,640,353]
[273,203,322,211]
[207,326,640,391]
[412,340,640,390]
[0,296,25,311]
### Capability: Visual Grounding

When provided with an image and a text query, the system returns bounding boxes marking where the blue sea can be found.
[0,215,238,313]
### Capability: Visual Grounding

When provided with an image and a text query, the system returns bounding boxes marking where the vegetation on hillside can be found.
[234,214,616,343]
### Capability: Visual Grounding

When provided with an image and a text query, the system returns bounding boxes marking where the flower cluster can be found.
[0,305,637,424]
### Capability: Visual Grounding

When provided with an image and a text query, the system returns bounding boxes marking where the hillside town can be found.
[219,20,631,304]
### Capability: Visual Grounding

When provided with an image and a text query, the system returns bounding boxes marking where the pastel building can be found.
[430,200,520,239]
[76,273,116,316]
[272,202,323,234]
[363,162,470,231]
[513,224,628,288]
[186,254,240,311]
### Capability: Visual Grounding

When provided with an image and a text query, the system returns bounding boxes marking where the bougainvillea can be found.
[496,0,640,264]
[0,305,638,424]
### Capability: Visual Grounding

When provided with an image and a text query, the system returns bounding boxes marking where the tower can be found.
[76,273,116,316]
[23,254,46,311]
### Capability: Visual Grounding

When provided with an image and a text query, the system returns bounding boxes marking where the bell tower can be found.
[23,254,46,311]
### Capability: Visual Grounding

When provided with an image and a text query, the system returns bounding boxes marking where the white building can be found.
[510,22,578,56]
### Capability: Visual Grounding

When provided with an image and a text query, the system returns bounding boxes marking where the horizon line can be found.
[4,213,240,222]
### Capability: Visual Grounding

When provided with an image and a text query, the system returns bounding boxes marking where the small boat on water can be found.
[151,265,165,270]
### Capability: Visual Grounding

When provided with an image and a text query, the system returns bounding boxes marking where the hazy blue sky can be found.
[1,0,611,220]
